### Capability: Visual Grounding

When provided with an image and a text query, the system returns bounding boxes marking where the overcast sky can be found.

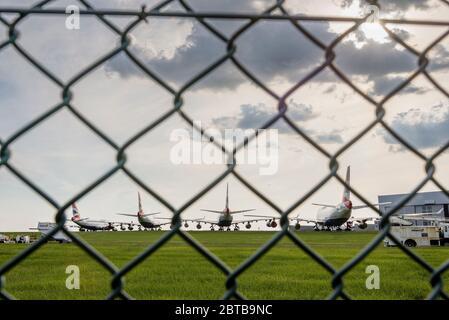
[0,0,448,231]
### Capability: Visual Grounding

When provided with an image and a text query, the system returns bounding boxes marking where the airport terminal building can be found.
[378,191,449,226]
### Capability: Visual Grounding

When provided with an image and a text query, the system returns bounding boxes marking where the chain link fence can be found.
[0,0,448,300]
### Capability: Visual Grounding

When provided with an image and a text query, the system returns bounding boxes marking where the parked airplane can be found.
[195,183,267,231]
[117,192,173,230]
[71,203,121,231]
[71,203,133,231]
[388,209,448,226]
[246,166,390,231]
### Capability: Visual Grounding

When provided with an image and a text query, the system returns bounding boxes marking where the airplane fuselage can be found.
[138,215,164,229]
[316,202,352,227]
[73,219,113,231]
[217,210,233,227]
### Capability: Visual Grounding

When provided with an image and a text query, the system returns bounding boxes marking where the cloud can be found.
[340,0,434,12]
[380,103,449,149]
[335,38,416,78]
[103,16,449,97]
[212,102,344,144]
[369,75,428,96]
[429,44,449,72]
[104,19,333,91]
[314,130,344,144]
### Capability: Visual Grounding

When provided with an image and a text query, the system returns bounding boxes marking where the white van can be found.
[384,226,441,247]
[31,222,72,243]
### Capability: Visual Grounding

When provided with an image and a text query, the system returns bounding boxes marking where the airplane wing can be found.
[244,214,279,219]
[229,209,256,214]
[153,221,174,227]
[184,218,220,225]
[155,216,209,225]
[232,218,270,224]
[404,213,439,217]
[245,214,319,224]
[116,213,137,217]
[294,217,319,224]
[395,208,444,217]
[311,203,336,208]
[200,209,224,214]
[348,217,377,223]
[141,212,161,217]
[394,216,449,222]
[67,218,89,222]
[352,202,392,210]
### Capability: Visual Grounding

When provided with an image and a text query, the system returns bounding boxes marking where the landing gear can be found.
[226,227,231,231]
[233,226,239,231]
[210,226,215,231]
[218,227,224,231]
[345,221,353,231]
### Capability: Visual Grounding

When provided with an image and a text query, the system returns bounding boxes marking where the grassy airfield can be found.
[0,231,447,300]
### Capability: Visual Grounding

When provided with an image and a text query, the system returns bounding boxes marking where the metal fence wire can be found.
[0,0,449,300]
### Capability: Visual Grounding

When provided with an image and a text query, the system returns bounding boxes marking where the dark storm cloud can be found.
[380,104,449,149]
[212,102,344,144]
[104,1,447,94]
[104,20,333,90]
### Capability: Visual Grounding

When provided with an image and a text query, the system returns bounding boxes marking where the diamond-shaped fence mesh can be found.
[0,0,448,300]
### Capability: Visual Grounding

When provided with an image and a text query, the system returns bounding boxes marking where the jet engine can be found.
[358,222,367,229]
[294,223,301,230]
[184,222,189,228]
[245,223,251,229]
[128,225,134,231]
[120,224,126,231]
[196,223,202,230]
[270,220,277,228]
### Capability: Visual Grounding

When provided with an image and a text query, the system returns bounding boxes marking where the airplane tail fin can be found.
[138,192,143,216]
[225,183,229,210]
[72,203,80,221]
[342,166,351,202]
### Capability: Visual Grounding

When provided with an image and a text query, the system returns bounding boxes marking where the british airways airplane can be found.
[116,192,173,230]
[246,166,390,231]
[70,203,118,231]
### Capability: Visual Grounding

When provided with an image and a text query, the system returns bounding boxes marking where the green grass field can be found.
[0,231,447,300]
